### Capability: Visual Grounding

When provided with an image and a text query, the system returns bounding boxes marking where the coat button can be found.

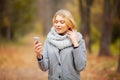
[58,63,61,66]
[59,75,61,78]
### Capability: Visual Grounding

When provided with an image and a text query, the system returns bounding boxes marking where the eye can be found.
[60,20,65,24]
[55,20,58,23]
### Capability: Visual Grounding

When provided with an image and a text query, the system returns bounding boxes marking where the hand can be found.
[67,30,79,47]
[34,40,43,59]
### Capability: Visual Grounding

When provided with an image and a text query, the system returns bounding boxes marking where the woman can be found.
[34,9,86,80]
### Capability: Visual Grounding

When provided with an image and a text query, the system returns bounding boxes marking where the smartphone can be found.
[33,36,40,42]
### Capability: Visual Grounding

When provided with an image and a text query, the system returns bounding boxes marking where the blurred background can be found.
[0,0,120,80]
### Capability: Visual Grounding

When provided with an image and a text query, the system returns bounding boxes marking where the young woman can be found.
[34,9,86,80]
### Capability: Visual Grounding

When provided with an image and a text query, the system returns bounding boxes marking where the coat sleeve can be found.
[72,39,86,72]
[37,40,49,71]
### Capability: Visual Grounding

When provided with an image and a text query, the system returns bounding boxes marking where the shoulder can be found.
[44,39,52,47]
[77,32,86,46]
[77,32,83,42]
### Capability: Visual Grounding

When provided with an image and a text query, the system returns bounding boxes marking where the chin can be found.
[56,30,66,35]
[56,31,61,34]
[57,32,62,34]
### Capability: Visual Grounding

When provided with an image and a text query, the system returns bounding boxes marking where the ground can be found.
[0,33,119,80]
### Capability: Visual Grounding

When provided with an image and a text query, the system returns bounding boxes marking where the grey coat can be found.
[37,36,86,80]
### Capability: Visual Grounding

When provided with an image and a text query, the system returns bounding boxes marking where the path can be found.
[0,33,119,80]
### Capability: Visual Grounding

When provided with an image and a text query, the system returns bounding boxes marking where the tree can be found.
[3,1,11,41]
[0,0,36,42]
[0,0,12,41]
[114,0,120,73]
[0,0,5,42]
[99,0,113,56]
[79,0,93,53]
[38,0,68,35]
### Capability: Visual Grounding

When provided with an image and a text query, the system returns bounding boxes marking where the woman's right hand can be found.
[34,41,43,59]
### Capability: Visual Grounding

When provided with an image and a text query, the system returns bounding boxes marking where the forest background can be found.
[0,0,120,80]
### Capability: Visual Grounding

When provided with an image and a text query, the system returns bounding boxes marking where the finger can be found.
[36,46,42,51]
[67,29,72,32]
[34,43,42,49]
[34,43,40,49]
[34,40,39,45]
[35,47,42,53]
[36,48,43,54]
[67,31,72,35]
[36,48,41,53]
[68,30,73,34]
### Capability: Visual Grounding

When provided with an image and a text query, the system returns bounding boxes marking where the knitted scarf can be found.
[47,27,82,49]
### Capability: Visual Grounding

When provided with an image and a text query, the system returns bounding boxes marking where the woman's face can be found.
[54,15,69,35]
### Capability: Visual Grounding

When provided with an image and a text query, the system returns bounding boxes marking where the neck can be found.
[58,31,67,36]
[59,33,65,36]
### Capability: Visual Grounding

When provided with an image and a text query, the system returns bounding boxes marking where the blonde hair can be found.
[53,9,76,30]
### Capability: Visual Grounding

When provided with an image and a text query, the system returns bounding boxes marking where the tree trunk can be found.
[116,0,120,73]
[79,0,86,36]
[4,1,11,41]
[99,0,112,56]
[0,26,2,43]
[38,0,67,35]
[79,0,93,53]
[38,0,57,35]
[6,25,11,41]
[0,0,6,42]
[0,5,2,42]
[85,0,93,53]
[43,0,66,35]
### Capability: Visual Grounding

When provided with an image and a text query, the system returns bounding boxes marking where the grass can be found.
[91,42,100,55]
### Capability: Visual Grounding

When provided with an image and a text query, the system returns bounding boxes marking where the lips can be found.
[56,28,61,31]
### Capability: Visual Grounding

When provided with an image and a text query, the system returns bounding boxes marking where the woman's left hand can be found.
[67,30,79,47]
